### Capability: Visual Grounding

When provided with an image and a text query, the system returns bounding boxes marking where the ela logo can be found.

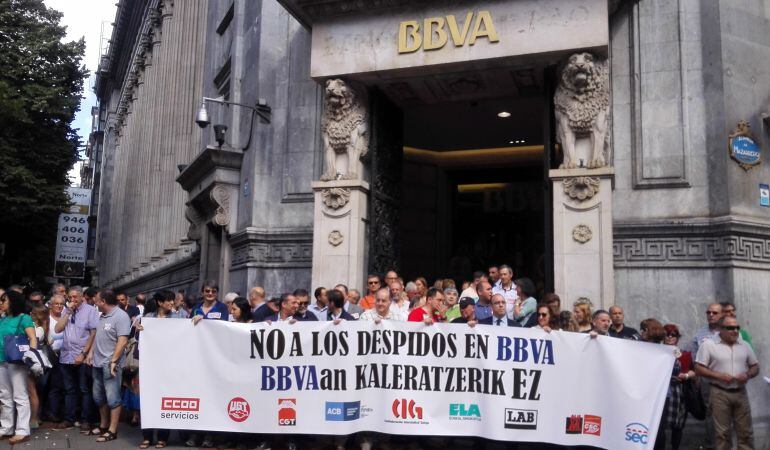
[504,408,538,430]
[449,404,481,421]
[227,398,250,423]
[278,398,297,426]
[325,401,361,422]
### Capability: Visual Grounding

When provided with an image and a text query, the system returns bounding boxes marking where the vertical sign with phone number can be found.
[54,187,91,278]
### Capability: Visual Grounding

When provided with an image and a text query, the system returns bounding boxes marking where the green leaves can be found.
[0,0,88,283]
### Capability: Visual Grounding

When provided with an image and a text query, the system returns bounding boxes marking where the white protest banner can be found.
[54,187,91,278]
[140,319,673,449]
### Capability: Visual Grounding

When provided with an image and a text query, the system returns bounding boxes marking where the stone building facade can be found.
[93,0,769,439]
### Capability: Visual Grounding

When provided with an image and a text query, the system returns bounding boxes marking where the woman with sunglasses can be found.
[534,304,553,332]
[191,281,229,325]
[661,324,695,450]
[0,290,39,445]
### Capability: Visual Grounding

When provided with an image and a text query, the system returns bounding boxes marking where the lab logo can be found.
[449,403,481,421]
[227,397,250,423]
[625,423,649,445]
[278,398,297,426]
[504,408,538,430]
[325,401,361,422]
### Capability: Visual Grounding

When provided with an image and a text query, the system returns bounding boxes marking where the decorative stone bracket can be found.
[176,146,243,236]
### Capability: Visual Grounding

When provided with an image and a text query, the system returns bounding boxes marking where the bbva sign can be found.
[398,11,499,54]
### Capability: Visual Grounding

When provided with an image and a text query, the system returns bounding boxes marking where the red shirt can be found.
[360,294,376,310]
[407,307,442,322]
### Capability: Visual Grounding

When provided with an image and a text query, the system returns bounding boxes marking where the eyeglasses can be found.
[666,333,680,338]
[706,311,720,315]
[368,281,380,285]
[203,288,218,294]
[538,313,549,317]
[722,325,740,331]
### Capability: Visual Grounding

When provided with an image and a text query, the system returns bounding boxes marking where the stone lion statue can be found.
[554,52,610,169]
[320,79,369,181]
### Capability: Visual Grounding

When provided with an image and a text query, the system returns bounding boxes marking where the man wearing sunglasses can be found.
[695,316,759,450]
[692,303,723,356]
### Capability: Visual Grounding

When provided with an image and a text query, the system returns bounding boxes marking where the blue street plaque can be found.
[728,121,762,171]
[761,184,769,207]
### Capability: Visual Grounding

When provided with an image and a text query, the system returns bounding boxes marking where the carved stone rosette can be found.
[328,230,343,247]
[572,224,593,244]
[321,187,351,210]
[563,176,600,201]
[210,184,232,227]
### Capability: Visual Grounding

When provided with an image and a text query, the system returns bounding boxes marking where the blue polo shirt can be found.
[192,301,230,321]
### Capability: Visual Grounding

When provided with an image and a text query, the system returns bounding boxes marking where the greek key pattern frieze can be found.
[614,235,770,268]
[231,241,312,268]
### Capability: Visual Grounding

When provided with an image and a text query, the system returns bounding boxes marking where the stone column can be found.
[311,78,371,291]
[550,52,614,309]
[550,169,615,309]
[311,180,370,291]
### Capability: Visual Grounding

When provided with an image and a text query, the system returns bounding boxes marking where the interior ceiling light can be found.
[497,111,511,118]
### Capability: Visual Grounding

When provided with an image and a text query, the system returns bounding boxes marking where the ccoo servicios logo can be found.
[160,397,199,421]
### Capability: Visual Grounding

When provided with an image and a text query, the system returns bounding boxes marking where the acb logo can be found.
[278,398,297,426]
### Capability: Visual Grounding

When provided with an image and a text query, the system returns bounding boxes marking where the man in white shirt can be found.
[459,271,485,302]
[308,287,328,320]
[492,265,517,312]
[360,288,405,322]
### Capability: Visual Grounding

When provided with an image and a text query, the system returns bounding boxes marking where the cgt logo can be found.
[565,414,601,436]
[326,401,361,422]
[227,398,250,423]
[161,397,199,412]
[279,398,297,426]
[625,423,649,445]
[504,408,538,430]
[392,399,423,420]
[449,403,481,421]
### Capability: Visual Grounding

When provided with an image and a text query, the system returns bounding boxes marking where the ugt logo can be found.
[227,397,250,423]
[278,398,297,426]
[392,399,422,419]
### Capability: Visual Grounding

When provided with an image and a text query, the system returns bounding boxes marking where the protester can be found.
[360,288,405,322]
[573,298,593,333]
[407,288,445,324]
[534,304,552,331]
[264,294,300,323]
[43,294,65,423]
[117,293,141,321]
[479,294,519,327]
[451,298,477,325]
[719,302,753,349]
[346,289,364,319]
[443,287,460,321]
[309,287,328,320]
[252,297,280,323]
[28,305,49,429]
[608,305,640,340]
[695,316,759,450]
[474,281,493,321]
[691,302,723,449]
[360,274,381,310]
[0,290,38,444]
[294,293,318,322]
[559,310,580,332]
[492,265,517,310]
[326,289,356,322]
[86,290,131,442]
[591,310,611,336]
[55,286,100,432]
[229,297,253,324]
[134,293,147,317]
[541,293,561,328]
[136,290,182,448]
[662,324,695,450]
[459,271,485,301]
[388,280,409,317]
[191,281,229,323]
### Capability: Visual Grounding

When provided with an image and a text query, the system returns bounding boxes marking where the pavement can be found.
[8,420,767,450]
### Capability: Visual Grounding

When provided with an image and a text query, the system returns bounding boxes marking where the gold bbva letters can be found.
[398,11,499,54]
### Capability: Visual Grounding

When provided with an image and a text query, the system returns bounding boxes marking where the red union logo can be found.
[278,398,297,426]
[227,397,250,422]
[583,415,602,436]
[391,398,423,420]
[161,397,199,412]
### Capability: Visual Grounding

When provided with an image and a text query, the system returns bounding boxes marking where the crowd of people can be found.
[0,264,760,450]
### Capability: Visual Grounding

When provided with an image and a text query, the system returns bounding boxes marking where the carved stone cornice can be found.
[229,228,313,269]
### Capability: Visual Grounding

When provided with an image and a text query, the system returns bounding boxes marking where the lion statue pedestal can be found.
[549,52,616,309]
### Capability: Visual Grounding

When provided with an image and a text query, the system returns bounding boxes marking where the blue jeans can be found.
[61,363,93,423]
[92,364,122,409]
